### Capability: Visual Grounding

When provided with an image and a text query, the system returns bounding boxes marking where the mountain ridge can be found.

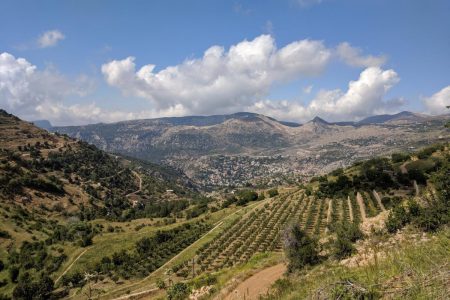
[50,110,449,188]
[47,110,435,129]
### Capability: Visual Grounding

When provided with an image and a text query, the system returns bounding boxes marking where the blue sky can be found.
[0,0,449,125]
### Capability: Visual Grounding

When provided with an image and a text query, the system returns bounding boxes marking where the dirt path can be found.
[55,248,90,284]
[356,192,367,221]
[372,190,386,212]
[347,196,354,222]
[224,264,287,300]
[126,171,142,197]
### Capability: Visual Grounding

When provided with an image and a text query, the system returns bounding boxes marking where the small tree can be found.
[332,221,364,259]
[167,282,190,300]
[156,278,166,290]
[268,188,279,198]
[283,224,319,272]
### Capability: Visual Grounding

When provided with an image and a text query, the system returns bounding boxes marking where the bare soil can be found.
[356,192,367,221]
[224,264,287,300]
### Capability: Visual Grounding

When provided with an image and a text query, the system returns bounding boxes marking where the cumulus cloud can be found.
[423,86,450,115]
[0,52,94,124]
[38,30,65,48]
[249,67,402,122]
[1,35,402,126]
[33,102,187,125]
[101,35,398,122]
[102,35,332,115]
[337,42,387,67]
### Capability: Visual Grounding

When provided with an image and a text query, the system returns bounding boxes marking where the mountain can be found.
[0,109,198,216]
[357,111,426,125]
[0,110,214,298]
[31,119,53,130]
[52,111,449,188]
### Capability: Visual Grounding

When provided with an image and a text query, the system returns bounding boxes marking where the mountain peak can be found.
[309,116,330,124]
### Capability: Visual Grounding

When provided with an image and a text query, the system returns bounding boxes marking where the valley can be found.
[0,109,448,300]
[1,2,449,300]
[52,112,449,188]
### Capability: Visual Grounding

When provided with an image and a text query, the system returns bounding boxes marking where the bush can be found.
[0,230,11,239]
[13,273,54,300]
[156,278,166,290]
[268,188,279,198]
[9,266,19,283]
[191,273,217,289]
[332,222,363,259]
[283,224,319,272]
[235,189,258,205]
[61,271,84,288]
[391,152,410,163]
[167,282,190,300]
[386,205,410,233]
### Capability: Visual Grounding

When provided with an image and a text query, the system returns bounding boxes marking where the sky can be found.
[0,0,449,125]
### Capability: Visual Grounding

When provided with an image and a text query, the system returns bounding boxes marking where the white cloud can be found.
[102,35,332,115]
[0,52,94,124]
[1,35,402,126]
[249,67,402,122]
[423,86,450,115]
[337,42,387,67]
[34,102,189,126]
[101,35,398,122]
[38,30,65,48]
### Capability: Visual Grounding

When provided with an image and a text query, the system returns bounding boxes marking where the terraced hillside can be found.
[172,187,385,279]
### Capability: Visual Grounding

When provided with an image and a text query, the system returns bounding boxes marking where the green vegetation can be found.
[283,224,319,272]
[60,221,210,287]
[262,228,450,299]
[331,221,364,259]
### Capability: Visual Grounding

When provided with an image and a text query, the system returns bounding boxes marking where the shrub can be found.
[391,152,410,163]
[191,273,217,289]
[235,189,258,205]
[386,206,410,233]
[13,273,54,300]
[0,230,11,239]
[268,188,279,198]
[283,224,319,272]
[332,222,363,259]
[9,266,19,283]
[167,282,190,300]
[156,278,166,289]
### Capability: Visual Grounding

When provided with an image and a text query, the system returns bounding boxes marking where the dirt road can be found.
[224,264,287,300]
[55,248,90,284]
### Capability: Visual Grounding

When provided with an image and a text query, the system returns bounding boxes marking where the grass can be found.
[263,226,450,299]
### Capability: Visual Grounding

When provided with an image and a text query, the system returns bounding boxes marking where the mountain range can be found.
[50,111,449,188]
